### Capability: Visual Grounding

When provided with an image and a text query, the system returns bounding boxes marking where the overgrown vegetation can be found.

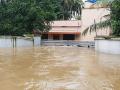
[0,0,82,36]
[111,0,120,36]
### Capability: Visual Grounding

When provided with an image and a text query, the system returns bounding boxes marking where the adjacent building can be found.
[42,20,81,41]
[42,2,110,41]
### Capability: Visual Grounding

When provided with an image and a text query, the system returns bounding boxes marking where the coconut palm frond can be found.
[82,19,111,35]
[103,14,110,19]
[82,27,89,36]
[96,19,111,29]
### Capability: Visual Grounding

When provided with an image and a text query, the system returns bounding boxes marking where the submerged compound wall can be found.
[95,39,120,54]
[0,36,41,48]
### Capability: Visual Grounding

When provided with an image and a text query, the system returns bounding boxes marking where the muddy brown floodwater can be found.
[0,46,120,90]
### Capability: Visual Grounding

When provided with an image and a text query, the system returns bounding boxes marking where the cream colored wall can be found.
[50,20,81,33]
[80,8,110,41]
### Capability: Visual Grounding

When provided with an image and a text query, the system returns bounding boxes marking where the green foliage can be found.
[0,0,83,36]
[97,0,114,6]
[0,0,57,36]
[111,0,120,36]
[51,0,83,20]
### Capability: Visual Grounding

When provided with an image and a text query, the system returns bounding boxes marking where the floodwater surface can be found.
[0,46,120,90]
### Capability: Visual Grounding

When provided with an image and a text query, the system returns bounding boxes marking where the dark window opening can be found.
[42,34,48,39]
[53,34,60,40]
[63,34,75,40]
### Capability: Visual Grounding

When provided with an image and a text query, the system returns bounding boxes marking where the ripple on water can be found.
[0,47,120,90]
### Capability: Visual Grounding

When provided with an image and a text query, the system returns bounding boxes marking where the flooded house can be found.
[42,1,110,41]
[42,20,81,41]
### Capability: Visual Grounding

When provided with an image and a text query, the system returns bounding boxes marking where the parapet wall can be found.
[95,39,120,54]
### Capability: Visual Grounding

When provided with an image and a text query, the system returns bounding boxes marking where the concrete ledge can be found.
[0,36,41,48]
[95,38,120,41]
[95,38,120,54]
[41,40,95,47]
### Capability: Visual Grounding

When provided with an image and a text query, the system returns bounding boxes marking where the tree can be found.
[82,0,120,36]
[97,0,114,6]
[58,0,83,20]
[0,0,83,36]
[0,0,57,36]
[110,0,120,36]
[50,0,83,20]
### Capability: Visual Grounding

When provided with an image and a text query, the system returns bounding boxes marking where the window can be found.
[63,34,75,40]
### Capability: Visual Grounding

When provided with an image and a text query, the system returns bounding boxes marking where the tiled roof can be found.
[51,20,81,27]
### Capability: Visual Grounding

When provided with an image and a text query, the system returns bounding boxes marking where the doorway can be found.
[63,34,75,40]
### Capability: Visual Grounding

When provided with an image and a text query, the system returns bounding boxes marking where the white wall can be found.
[95,39,120,54]
[0,37,41,48]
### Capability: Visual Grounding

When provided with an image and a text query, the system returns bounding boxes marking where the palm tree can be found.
[61,0,83,20]
[82,15,111,35]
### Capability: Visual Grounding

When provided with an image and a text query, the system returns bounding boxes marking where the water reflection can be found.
[0,47,120,90]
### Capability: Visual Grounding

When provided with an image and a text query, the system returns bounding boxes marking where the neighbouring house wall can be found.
[80,8,110,41]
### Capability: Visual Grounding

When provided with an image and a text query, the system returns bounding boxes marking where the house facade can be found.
[42,2,110,41]
[42,20,81,41]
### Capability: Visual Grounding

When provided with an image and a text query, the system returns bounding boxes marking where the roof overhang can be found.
[43,32,80,35]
